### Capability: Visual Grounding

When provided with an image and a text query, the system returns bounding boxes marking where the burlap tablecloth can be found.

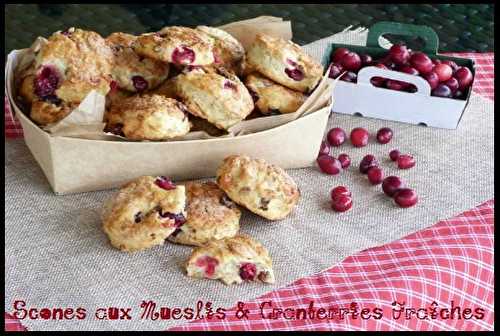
[4,29,494,331]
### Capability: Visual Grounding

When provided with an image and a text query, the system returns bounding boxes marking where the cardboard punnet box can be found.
[321,22,476,129]
[5,17,333,195]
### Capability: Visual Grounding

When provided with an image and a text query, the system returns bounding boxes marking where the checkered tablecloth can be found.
[4,52,494,331]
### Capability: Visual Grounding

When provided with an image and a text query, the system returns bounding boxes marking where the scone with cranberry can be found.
[186,234,275,285]
[133,26,215,66]
[106,32,169,92]
[244,73,307,114]
[246,33,323,93]
[102,176,187,252]
[168,181,240,246]
[216,155,300,220]
[174,67,254,130]
[104,94,191,140]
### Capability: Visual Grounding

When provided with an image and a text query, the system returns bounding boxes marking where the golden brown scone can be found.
[185,234,275,285]
[104,94,191,140]
[244,73,307,114]
[196,26,245,75]
[216,155,300,220]
[102,176,187,252]
[174,67,254,130]
[246,33,323,93]
[133,26,215,66]
[106,32,169,92]
[168,181,240,246]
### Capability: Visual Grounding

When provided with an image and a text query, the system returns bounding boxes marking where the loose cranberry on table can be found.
[327,127,347,147]
[331,194,353,212]
[331,47,350,63]
[389,44,410,65]
[382,176,404,197]
[340,51,362,72]
[424,72,440,90]
[389,149,401,161]
[337,153,351,169]
[317,155,342,175]
[367,166,384,185]
[376,127,393,144]
[454,66,474,90]
[410,52,433,75]
[443,77,459,93]
[350,127,369,147]
[397,154,416,169]
[318,141,330,157]
[359,154,379,174]
[331,185,352,199]
[393,188,418,208]
[432,84,452,98]
[328,64,344,79]
[433,63,453,82]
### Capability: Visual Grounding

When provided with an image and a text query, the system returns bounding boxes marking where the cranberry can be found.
[394,188,418,208]
[360,54,373,66]
[359,154,379,174]
[386,79,409,91]
[317,155,342,175]
[432,84,452,98]
[223,80,237,91]
[406,84,418,93]
[410,52,433,75]
[331,185,352,199]
[443,77,459,93]
[134,212,143,223]
[340,71,357,83]
[285,68,304,81]
[441,60,459,73]
[337,153,351,169]
[327,127,347,147]
[424,72,440,90]
[340,51,362,72]
[318,141,330,157]
[331,195,352,212]
[374,63,388,70]
[159,211,186,227]
[195,256,219,277]
[34,66,60,98]
[110,80,118,92]
[132,75,148,92]
[434,63,453,82]
[376,127,393,144]
[172,45,195,65]
[400,65,419,76]
[382,176,404,197]
[331,47,350,63]
[389,149,401,161]
[454,67,473,90]
[328,64,344,79]
[432,58,441,66]
[239,263,257,280]
[371,76,386,87]
[389,44,410,65]
[155,176,176,190]
[350,127,369,147]
[397,154,415,169]
[367,166,384,185]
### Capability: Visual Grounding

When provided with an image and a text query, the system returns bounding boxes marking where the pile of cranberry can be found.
[317,126,418,212]
[328,44,474,99]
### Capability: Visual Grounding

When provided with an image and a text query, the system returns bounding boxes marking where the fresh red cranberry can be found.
[340,51,362,72]
[382,176,404,197]
[410,52,433,75]
[376,127,393,144]
[400,65,419,76]
[367,166,384,185]
[340,71,357,83]
[331,47,350,63]
[172,45,195,65]
[331,185,352,200]
[132,76,148,92]
[35,66,60,98]
[350,127,369,147]
[318,141,330,157]
[371,76,386,87]
[155,176,176,190]
[223,80,237,91]
[443,77,459,93]
[434,63,453,82]
[454,67,473,90]
[397,154,415,169]
[441,60,459,73]
[239,263,257,280]
[328,64,344,79]
[424,72,440,90]
[337,153,351,169]
[285,68,305,81]
[432,58,441,66]
[389,44,410,65]
[386,79,409,91]
[331,195,352,212]
[389,149,401,161]
[327,127,347,147]
[374,63,388,70]
[393,188,418,208]
[195,256,219,277]
[432,84,452,98]
[317,155,342,175]
[359,154,379,174]
[360,54,373,66]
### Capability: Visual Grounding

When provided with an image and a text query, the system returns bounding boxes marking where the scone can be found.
[104,94,191,140]
[246,33,323,93]
[216,155,300,220]
[151,77,178,99]
[244,73,307,114]
[133,26,215,66]
[25,27,114,125]
[196,26,245,75]
[174,67,254,130]
[185,234,275,285]
[102,176,187,252]
[168,181,241,246]
[106,32,169,92]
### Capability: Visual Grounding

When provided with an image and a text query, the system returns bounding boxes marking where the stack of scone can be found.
[102,155,300,285]
[17,25,323,140]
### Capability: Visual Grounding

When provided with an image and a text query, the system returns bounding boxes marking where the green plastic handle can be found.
[367,21,439,54]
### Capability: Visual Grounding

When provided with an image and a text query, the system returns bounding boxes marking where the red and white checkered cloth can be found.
[4,53,494,331]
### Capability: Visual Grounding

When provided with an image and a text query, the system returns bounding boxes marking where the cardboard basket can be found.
[322,22,475,129]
